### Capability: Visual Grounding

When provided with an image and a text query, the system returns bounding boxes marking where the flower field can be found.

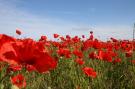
[0,30,135,89]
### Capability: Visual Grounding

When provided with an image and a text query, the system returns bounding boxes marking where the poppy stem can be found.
[0,72,9,83]
[88,77,92,89]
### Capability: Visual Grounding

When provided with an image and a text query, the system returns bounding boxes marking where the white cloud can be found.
[0,0,133,41]
[94,25,133,40]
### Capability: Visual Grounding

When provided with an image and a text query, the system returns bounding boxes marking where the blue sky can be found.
[0,0,135,40]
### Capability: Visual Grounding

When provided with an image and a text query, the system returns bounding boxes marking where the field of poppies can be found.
[0,30,135,89]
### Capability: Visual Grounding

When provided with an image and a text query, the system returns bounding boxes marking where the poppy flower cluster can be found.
[0,34,57,73]
[0,29,135,88]
[0,30,57,88]
[82,67,97,78]
[11,74,26,88]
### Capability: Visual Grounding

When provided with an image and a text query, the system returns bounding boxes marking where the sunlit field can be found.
[0,30,135,89]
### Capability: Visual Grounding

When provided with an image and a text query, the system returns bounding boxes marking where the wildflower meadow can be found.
[0,30,135,89]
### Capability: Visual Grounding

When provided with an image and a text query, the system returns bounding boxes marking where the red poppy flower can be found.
[110,37,118,42]
[89,51,97,59]
[74,58,85,65]
[102,51,113,62]
[1,38,57,73]
[72,36,80,43]
[97,50,113,62]
[11,39,57,73]
[26,64,36,72]
[53,34,59,38]
[125,50,132,57]
[66,35,71,40]
[33,52,57,73]
[82,40,93,51]
[57,48,71,58]
[16,29,22,35]
[82,67,97,78]
[113,58,121,64]
[39,35,47,41]
[89,34,93,40]
[60,36,65,41]
[11,74,26,88]
[0,42,17,64]
[82,35,85,38]
[0,34,15,49]
[90,31,93,34]
[73,50,83,58]
[97,50,104,60]
[8,64,22,72]
[93,39,101,49]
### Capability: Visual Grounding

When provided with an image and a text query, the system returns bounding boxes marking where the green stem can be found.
[0,73,9,83]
